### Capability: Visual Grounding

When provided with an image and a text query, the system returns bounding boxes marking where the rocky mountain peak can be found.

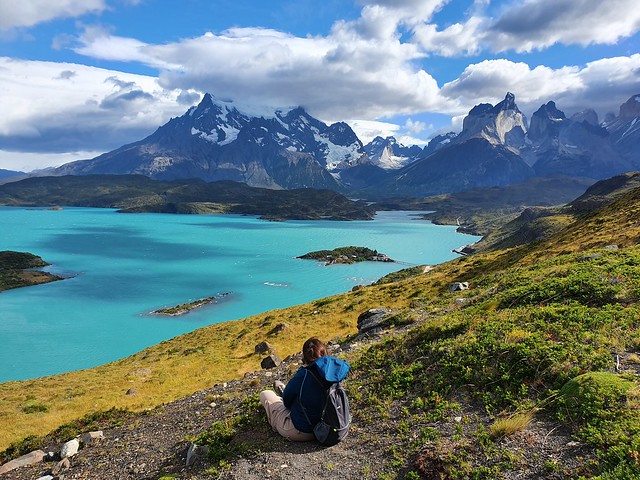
[570,109,599,125]
[492,92,519,113]
[619,94,640,119]
[528,101,567,142]
[460,92,527,147]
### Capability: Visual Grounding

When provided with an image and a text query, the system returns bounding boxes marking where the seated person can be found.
[259,337,350,441]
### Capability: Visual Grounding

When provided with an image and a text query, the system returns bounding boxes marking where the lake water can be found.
[0,207,478,382]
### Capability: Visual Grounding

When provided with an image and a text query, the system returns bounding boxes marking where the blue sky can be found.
[0,0,639,171]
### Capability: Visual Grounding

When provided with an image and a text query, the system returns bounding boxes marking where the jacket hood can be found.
[312,355,350,382]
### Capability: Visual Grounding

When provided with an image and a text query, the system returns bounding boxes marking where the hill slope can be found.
[0,175,375,220]
[2,179,640,479]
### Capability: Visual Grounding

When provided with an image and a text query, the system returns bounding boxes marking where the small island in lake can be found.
[297,246,394,265]
[0,251,63,292]
[151,292,231,316]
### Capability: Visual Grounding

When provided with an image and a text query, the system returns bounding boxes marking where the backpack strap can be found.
[297,366,332,428]
[298,369,314,427]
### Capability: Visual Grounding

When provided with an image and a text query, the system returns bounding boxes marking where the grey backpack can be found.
[301,368,351,446]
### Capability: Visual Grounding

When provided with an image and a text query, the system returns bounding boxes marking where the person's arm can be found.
[282,368,304,409]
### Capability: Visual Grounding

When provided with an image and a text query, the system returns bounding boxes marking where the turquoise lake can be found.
[0,207,479,382]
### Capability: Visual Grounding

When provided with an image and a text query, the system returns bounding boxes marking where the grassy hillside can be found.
[0,175,375,220]
[2,179,640,478]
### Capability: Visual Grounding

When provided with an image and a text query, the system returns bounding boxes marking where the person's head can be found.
[302,337,327,364]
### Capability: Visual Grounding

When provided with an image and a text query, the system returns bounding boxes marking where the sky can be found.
[0,0,639,172]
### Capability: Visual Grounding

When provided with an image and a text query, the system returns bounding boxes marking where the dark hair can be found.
[302,337,327,364]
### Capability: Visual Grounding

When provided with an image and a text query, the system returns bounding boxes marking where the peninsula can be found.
[297,246,394,265]
[0,251,62,292]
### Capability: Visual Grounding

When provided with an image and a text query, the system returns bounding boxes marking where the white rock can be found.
[60,438,80,458]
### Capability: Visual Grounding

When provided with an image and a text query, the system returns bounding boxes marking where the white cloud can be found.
[0,150,103,172]
[348,119,400,144]
[441,55,640,119]
[405,118,427,135]
[72,23,450,122]
[412,16,485,57]
[0,0,107,30]
[0,57,188,155]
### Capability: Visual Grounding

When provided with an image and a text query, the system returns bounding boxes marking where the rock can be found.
[357,308,392,333]
[60,438,80,458]
[186,443,209,467]
[261,354,282,369]
[0,450,46,474]
[35,475,54,480]
[449,282,469,292]
[125,388,137,396]
[52,457,71,475]
[604,244,619,250]
[81,430,104,445]
[254,341,273,354]
[351,285,365,291]
[268,323,289,335]
[454,298,468,306]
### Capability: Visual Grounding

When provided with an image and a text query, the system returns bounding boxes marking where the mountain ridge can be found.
[37,92,640,198]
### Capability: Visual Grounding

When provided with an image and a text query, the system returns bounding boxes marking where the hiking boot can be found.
[274,380,285,396]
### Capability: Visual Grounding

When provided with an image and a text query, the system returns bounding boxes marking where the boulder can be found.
[449,282,469,292]
[0,450,46,474]
[261,354,282,369]
[357,308,392,334]
[81,430,104,445]
[268,323,289,335]
[254,341,273,354]
[51,458,71,475]
[60,438,80,459]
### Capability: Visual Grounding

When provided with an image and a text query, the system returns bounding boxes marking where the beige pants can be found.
[259,390,315,441]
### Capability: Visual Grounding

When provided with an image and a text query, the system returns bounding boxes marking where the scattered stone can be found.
[261,354,282,369]
[604,244,619,250]
[254,341,274,354]
[35,475,54,480]
[454,298,468,306]
[51,457,71,475]
[60,438,80,459]
[185,443,209,467]
[357,308,392,334]
[81,430,104,445]
[127,368,152,378]
[0,450,46,474]
[268,322,289,335]
[449,282,469,292]
[125,388,137,396]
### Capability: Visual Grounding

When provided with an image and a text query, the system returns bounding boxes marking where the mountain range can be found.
[44,92,640,197]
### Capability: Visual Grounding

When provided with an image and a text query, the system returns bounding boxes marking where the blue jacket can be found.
[282,355,350,433]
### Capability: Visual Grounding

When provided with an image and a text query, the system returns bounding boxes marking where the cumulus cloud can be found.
[489,0,640,52]
[404,118,427,135]
[0,0,106,30]
[0,57,188,155]
[410,0,640,56]
[441,55,640,120]
[71,25,448,122]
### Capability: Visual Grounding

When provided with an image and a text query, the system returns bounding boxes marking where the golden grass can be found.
[488,411,535,439]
